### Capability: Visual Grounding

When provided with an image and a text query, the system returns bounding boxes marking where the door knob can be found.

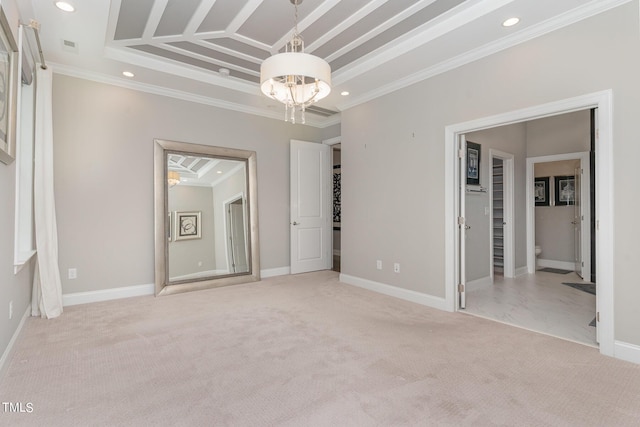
[465,225,471,230]
[292,221,300,226]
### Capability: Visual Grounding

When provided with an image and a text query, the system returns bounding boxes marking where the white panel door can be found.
[574,166,583,278]
[459,135,467,309]
[290,140,331,274]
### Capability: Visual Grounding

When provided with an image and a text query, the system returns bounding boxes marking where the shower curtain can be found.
[32,66,63,318]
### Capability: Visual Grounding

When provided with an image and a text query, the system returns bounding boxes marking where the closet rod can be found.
[22,19,47,70]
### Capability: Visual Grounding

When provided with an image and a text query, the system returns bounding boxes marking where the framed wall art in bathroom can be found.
[534,177,550,206]
[466,141,481,186]
[554,175,575,206]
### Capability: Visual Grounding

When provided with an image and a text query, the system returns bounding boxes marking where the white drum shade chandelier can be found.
[260,0,331,124]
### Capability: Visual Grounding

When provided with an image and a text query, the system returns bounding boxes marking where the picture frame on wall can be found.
[554,175,576,206]
[466,141,481,186]
[0,7,19,165]
[534,177,550,206]
[174,211,202,241]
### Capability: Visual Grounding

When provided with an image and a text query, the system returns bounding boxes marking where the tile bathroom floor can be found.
[463,270,597,347]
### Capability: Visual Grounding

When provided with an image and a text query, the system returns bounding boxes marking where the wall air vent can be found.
[61,39,79,54]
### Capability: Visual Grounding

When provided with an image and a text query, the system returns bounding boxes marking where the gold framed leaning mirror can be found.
[154,139,260,296]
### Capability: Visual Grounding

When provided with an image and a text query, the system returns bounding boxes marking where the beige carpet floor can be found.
[1,270,639,426]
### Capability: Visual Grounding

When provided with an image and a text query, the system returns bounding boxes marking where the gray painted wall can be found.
[168,185,216,278]
[526,110,590,157]
[52,75,328,295]
[341,2,640,346]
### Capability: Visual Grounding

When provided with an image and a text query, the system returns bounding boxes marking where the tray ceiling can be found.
[24,0,625,127]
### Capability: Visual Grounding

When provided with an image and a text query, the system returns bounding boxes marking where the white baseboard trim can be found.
[537,259,575,270]
[261,267,291,278]
[467,276,491,289]
[515,266,529,277]
[339,274,449,312]
[0,306,31,380]
[61,268,292,307]
[171,269,228,281]
[614,341,640,365]
[63,283,154,307]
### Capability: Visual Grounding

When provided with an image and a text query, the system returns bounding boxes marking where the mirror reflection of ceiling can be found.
[168,154,244,187]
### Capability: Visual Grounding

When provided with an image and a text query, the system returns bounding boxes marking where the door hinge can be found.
[582,261,584,267]
[458,283,465,293]
[458,216,465,226]
[596,312,600,322]
[458,149,465,159]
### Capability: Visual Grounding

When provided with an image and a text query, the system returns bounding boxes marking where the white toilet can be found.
[535,245,542,268]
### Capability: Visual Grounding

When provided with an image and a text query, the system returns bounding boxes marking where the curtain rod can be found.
[22,19,47,70]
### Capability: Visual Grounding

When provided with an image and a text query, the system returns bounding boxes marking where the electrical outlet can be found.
[394,263,400,273]
[68,268,77,279]
[376,260,382,270]
[9,301,13,320]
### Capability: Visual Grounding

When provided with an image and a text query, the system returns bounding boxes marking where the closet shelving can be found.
[493,159,504,275]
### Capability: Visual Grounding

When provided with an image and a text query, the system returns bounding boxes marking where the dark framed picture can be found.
[554,175,575,206]
[534,177,550,206]
[466,141,481,186]
[174,211,202,240]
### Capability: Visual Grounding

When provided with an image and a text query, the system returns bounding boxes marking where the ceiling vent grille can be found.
[305,105,338,117]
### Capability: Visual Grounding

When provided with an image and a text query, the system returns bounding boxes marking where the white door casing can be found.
[525,152,590,279]
[574,166,582,277]
[223,193,248,274]
[458,135,467,309]
[290,140,331,274]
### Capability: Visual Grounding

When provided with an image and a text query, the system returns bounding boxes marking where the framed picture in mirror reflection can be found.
[175,211,202,241]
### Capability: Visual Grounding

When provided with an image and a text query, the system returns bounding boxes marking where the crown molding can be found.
[337,0,632,111]
[331,0,514,86]
[50,62,340,128]
[103,46,259,95]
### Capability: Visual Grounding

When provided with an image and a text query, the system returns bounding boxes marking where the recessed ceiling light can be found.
[122,71,134,78]
[502,17,520,27]
[55,1,75,12]
[341,91,350,96]
[217,171,223,174]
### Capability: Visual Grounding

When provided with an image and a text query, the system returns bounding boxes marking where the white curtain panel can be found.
[32,67,63,319]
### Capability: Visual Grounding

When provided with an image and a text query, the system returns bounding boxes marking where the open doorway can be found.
[445,91,614,356]
[224,195,248,274]
[527,152,591,279]
[460,113,595,346]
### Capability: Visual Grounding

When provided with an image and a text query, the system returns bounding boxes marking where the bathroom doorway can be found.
[526,153,591,279]
[447,94,610,352]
